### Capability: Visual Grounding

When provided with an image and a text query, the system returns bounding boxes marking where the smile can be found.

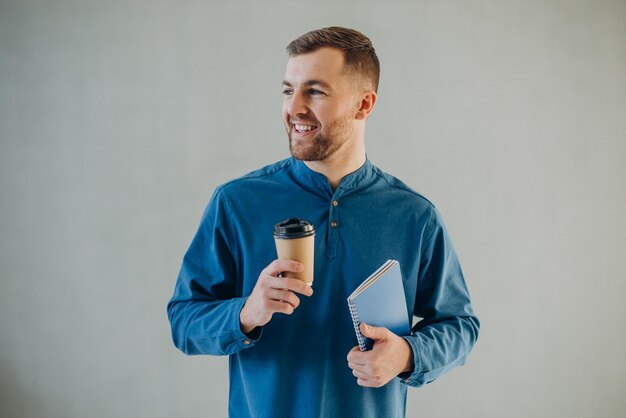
[293,124,318,133]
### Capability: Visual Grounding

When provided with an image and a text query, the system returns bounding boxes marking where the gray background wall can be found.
[1,1,625,417]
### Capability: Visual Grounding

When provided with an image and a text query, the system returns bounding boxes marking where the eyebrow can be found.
[281,79,333,90]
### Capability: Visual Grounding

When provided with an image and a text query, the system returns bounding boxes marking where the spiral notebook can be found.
[347,260,411,351]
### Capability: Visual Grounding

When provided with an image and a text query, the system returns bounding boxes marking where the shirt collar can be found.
[289,157,376,196]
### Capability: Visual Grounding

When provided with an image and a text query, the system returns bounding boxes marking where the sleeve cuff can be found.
[398,335,425,387]
[232,297,263,349]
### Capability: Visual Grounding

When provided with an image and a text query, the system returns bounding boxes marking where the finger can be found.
[283,277,314,296]
[267,288,301,308]
[347,346,367,365]
[349,345,361,353]
[266,259,304,277]
[351,369,370,380]
[268,276,313,297]
[266,299,296,316]
[347,362,368,373]
[359,322,388,340]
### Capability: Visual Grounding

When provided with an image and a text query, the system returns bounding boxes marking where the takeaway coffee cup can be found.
[273,218,315,285]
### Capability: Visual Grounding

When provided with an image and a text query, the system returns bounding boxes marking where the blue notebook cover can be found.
[347,260,411,351]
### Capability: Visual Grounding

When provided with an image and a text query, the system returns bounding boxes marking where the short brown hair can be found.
[286,26,380,92]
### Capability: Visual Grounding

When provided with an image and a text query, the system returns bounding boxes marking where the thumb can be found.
[360,323,388,340]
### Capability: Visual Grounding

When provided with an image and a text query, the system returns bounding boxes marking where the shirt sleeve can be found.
[400,207,480,387]
[167,188,260,356]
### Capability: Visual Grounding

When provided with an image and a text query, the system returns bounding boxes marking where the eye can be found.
[282,88,293,96]
[309,89,325,96]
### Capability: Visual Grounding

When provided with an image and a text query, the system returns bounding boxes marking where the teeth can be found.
[295,124,315,132]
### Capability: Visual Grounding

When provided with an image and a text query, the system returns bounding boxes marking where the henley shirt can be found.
[167,157,479,418]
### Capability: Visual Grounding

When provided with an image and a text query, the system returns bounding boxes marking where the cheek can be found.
[328,102,352,119]
[309,105,329,123]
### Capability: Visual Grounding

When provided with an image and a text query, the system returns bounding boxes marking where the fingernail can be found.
[297,263,304,271]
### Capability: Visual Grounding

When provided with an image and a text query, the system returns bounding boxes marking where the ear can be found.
[355,90,377,120]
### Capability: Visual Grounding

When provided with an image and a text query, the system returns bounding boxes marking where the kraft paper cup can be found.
[273,218,315,285]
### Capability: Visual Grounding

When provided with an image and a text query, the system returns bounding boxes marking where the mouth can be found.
[291,122,319,136]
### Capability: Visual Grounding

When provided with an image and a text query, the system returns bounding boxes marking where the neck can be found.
[303,144,366,191]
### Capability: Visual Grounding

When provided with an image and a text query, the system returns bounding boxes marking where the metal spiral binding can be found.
[348,301,366,351]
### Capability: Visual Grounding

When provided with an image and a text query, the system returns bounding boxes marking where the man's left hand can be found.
[346,322,414,387]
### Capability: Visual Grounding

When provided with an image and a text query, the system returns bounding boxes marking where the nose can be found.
[285,91,308,117]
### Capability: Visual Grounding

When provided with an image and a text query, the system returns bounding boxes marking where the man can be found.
[168,27,479,418]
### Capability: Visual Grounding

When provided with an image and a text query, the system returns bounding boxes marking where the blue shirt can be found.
[167,158,479,418]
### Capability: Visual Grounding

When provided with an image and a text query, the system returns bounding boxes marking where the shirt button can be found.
[243,339,251,345]
[332,200,338,207]
[331,221,337,228]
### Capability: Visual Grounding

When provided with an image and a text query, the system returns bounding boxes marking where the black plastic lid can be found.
[273,218,315,239]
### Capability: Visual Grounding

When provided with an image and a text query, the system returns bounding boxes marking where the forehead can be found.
[283,47,347,85]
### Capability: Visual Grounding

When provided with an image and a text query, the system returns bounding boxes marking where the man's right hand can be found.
[239,259,313,335]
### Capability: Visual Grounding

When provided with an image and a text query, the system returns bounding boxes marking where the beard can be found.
[287,113,353,161]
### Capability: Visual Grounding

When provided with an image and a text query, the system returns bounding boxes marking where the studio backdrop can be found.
[1,1,625,417]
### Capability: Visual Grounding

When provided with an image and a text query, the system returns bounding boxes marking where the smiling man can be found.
[168,27,479,418]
